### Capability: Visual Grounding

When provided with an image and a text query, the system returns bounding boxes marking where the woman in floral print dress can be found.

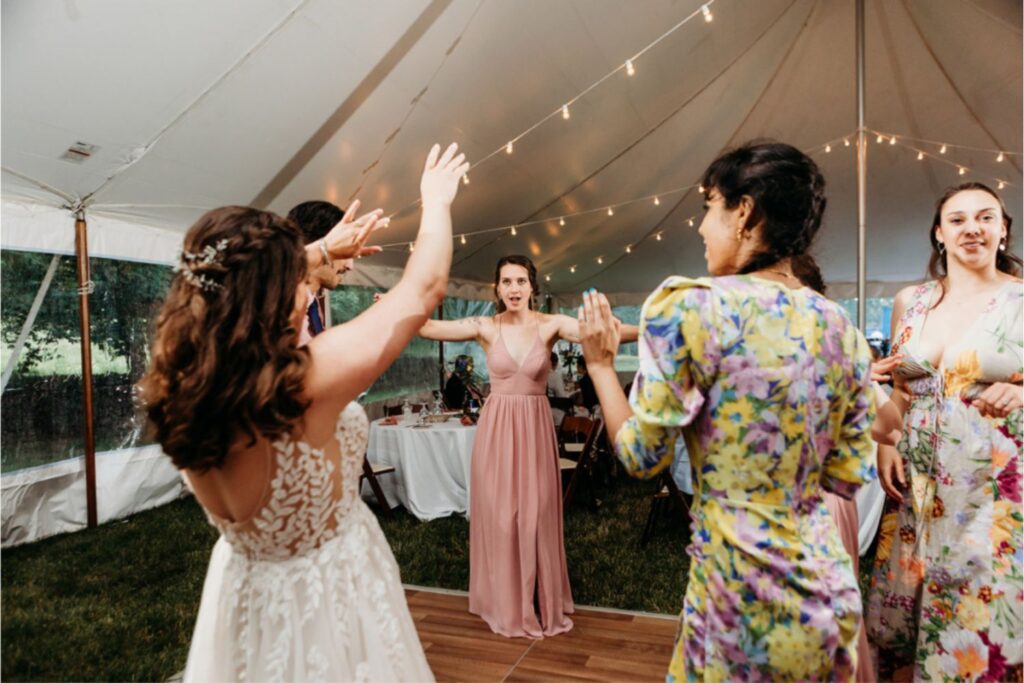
[867,183,1024,682]
[578,142,902,681]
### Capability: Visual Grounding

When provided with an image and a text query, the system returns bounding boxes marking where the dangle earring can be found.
[735,226,745,243]
[937,242,946,256]
[999,237,1007,252]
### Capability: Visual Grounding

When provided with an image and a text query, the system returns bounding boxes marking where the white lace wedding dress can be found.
[183,402,434,682]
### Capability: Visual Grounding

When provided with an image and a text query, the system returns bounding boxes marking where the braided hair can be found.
[701,141,828,294]
[138,206,312,471]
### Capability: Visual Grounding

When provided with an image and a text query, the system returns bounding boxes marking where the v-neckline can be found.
[912,280,1011,372]
[499,333,540,372]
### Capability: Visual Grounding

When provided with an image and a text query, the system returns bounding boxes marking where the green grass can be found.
[1,474,688,681]
[1,338,128,377]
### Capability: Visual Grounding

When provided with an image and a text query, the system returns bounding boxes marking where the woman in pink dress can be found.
[419,255,637,637]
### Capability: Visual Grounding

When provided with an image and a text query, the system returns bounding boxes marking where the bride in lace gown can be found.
[139,143,469,682]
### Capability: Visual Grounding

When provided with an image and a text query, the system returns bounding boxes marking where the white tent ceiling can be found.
[4,0,1022,298]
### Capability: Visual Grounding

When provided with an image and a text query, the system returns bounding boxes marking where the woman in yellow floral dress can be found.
[867,183,1024,682]
[578,142,900,681]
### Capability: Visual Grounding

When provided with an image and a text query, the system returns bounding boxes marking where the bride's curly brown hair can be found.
[138,206,311,471]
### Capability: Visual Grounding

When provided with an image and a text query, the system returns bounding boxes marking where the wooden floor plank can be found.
[406,588,676,683]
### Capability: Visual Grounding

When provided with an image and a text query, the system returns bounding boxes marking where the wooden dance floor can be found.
[406,587,678,682]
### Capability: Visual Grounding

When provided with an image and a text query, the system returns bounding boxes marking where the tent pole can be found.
[856,0,867,330]
[437,305,445,395]
[75,212,98,528]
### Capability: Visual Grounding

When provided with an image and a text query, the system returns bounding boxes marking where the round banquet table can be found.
[363,415,476,521]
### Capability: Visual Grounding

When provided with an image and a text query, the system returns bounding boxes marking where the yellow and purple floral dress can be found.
[615,275,876,682]
[867,280,1023,682]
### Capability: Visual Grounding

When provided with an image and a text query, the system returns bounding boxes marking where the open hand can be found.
[877,445,906,503]
[972,382,1024,418]
[420,143,469,207]
[323,199,388,260]
[578,289,620,370]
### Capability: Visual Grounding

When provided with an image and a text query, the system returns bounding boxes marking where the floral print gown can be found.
[614,276,876,682]
[867,280,1023,682]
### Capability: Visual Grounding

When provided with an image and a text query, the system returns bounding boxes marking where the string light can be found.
[562,104,570,120]
[607,207,614,216]
[889,136,896,145]
[940,144,947,154]
[655,233,662,241]
[460,234,467,245]
[701,4,713,22]
[559,217,566,226]
[825,144,831,153]
[876,134,884,144]
[408,242,414,252]
[625,245,632,254]
[998,180,1006,190]
[844,138,851,146]
[506,141,514,154]
[570,265,576,273]
[917,151,924,160]
[698,184,705,193]
[687,218,695,227]
[958,166,966,176]
[597,256,604,264]
[510,225,517,235]
[653,196,660,206]
[545,274,551,282]
[462,174,469,185]
[997,152,1005,162]
[625,59,635,76]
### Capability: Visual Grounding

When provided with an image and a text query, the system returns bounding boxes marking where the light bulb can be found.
[506,141,514,154]
[408,242,414,253]
[460,234,467,245]
[701,4,713,22]
[889,136,896,145]
[998,181,1006,190]
[997,152,1005,162]
[688,218,695,227]
[510,225,517,236]
[570,265,576,273]
[825,144,831,153]
[597,256,603,265]
[625,59,635,76]
[562,104,570,120]
[607,207,614,216]
[559,217,566,226]
[958,167,966,176]
[462,173,469,185]
[844,138,851,146]
[876,134,884,144]
[917,151,924,160]
[625,245,632,254]
[655,233,662,241]
[653,196,660,206]
[940,144,947,154]
[545,275,551,282]
[698,184,705,193]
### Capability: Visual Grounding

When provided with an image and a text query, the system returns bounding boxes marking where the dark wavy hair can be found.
[287,200,344,245]
[493,255,539,313]
[138,206,312,471]
[701,141,828,294]
[927,182,1021,307]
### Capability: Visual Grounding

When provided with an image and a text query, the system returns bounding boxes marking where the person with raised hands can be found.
[139,142,468,682]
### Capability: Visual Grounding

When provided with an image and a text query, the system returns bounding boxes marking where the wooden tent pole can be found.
[75,212,98,528]
[856,0,867,330]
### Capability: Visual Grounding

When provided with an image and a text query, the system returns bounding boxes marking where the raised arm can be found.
[418,316,486,343]
[554,312,638,345]
[305,143,469,407]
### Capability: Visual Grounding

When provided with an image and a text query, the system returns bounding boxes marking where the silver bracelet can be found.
[318,239,331,266]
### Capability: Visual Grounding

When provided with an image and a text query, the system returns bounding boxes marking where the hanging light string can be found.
[867,130,1020,159]
[378,129,853,253]
[869,129,1017,189]
[384,1,717,221]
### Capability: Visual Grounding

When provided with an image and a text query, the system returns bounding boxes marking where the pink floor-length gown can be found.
[824,492,876,683]
[468,329,574,638]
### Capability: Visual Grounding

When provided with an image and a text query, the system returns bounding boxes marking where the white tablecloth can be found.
[363,417,476,521]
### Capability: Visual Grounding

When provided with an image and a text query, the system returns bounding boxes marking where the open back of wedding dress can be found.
[183,402,434,683]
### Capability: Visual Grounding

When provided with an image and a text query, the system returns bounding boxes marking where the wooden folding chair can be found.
[640,469,692,547]
[360,455,396,518]
[558,416,602,508]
